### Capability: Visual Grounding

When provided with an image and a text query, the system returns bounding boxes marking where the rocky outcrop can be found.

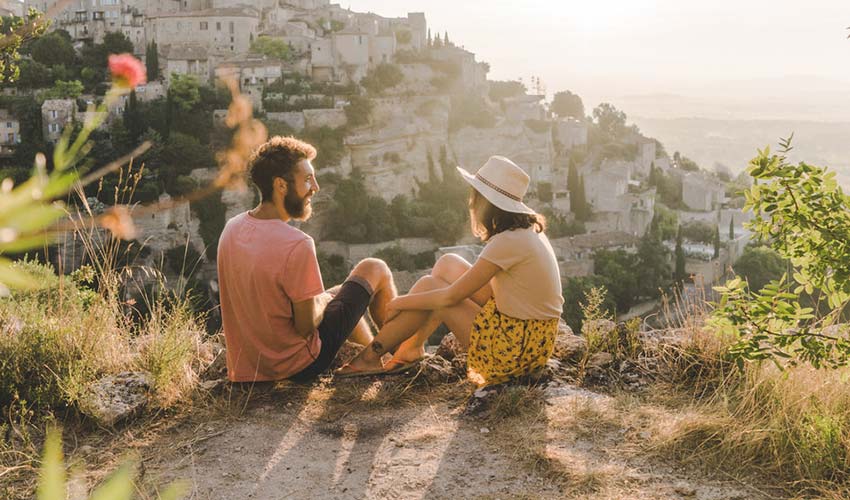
[79,371,152,426]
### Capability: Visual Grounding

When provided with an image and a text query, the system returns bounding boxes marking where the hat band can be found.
[475,173,522,202]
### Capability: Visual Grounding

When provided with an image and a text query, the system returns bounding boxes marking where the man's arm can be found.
[291,291,333,339]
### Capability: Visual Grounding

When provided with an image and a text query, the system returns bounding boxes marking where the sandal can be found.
[335,362,387,379]
[384,355,429,375]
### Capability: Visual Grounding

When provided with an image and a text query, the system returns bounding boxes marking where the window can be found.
[7,133,13,143]
[200,21,208,30]
[216,22,221,30]
[229,22,234,34]
[5,122,10,128]
[51,110,57,119]
[230,36,234,43]
[358,35,362,44]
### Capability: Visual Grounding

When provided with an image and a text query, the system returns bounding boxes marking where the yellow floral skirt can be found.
[467,298,558,386]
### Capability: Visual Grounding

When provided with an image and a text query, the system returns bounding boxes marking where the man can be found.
[217,136,397,382]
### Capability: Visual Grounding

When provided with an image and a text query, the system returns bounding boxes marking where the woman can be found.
[338,156,564,385]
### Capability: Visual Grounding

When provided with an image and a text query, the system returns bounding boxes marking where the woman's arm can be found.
[391,258,500,312]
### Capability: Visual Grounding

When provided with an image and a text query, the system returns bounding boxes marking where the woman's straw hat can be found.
[457,156,535,215]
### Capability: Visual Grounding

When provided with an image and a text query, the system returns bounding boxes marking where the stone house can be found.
[259,21,317,54]
[581,161,630,212]
[636,139,656,178]
[215,57,282,109]
[163,43,211,83]
[42,99,75,143]
[682,172,726,211]
[502,94,545,123]
[553,118,587,151]
[146,6,260,59]
[550,231,639,262]
[430,45,488,90]
[0,109,20,157]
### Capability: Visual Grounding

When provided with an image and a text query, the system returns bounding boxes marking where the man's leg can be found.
[342,274,481,373]
[290,258,394,381]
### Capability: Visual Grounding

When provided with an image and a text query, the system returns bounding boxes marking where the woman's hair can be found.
[468,189,546,241]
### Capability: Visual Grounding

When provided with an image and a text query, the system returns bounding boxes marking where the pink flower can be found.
[108,53,146,89]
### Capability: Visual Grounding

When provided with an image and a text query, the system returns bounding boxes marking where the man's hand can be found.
[293,291,333,340]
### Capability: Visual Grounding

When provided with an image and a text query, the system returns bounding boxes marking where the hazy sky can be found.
[348,0,850,109]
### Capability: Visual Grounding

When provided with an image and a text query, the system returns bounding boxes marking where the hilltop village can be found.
[0,0,752,322]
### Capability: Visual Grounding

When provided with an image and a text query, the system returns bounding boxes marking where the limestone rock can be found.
[435,332,464,361]
[586,352,614,377]
[80,371,152,426]
[420,355,458,383]
[554,333,586,363]
[202,342,227,380]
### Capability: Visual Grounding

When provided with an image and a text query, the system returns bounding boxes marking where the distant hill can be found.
[632,116,850,188]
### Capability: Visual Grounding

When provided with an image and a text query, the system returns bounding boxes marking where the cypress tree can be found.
[567,158,579,213]
[729,215,735,240]
[444,31,449,46]
[713,224,721,259]
[576,174,589,221]
[674,225,686,284]
[146,40,159,81]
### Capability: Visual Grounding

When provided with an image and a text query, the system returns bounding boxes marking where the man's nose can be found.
[312,178,320,193]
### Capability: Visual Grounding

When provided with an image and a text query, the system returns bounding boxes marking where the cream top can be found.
[478,227,564,320]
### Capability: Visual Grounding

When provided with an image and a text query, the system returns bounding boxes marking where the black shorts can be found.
[290,277,373,381]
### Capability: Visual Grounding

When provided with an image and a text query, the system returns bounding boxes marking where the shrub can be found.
[374,245,435,272]
[190,190,227,260]
[317,252,349,287]
[449,93,495,132]
[680,220,716,244]
[361,63,403,95]
[344,95,372,127]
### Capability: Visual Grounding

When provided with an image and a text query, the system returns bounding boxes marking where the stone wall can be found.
[131,194,206,257]
[266,111,306,130]
[303,108,347,129]
[319,237,438,262]
[560,259,593,279]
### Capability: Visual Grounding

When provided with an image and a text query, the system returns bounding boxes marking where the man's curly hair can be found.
[248,136,317,202]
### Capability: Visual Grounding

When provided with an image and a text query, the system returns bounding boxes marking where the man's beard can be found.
[284,188,312,220]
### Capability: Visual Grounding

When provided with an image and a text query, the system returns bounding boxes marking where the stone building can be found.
[163,43,211,82]
[502,95,545,123]
[146,6,260,59]
[42,99,75,143]
[0,109,20,152]
[215,57,282,109]
[553,118,587,151]
[682,172,726,211]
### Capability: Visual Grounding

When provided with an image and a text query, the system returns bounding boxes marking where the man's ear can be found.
[274,177,288,195]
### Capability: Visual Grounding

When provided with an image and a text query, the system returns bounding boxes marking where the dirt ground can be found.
[118,374,777,500]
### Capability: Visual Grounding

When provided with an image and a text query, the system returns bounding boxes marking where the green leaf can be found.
[0,258,38,289]
[87,463,135,500]
[36,429,66,500]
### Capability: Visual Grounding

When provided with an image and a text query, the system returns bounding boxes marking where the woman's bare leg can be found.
[388,254,491,361]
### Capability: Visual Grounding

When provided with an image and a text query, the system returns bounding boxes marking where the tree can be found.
[29,31,76,68]
[122,90,146,143]
[344,94,372,127]
[145,41,160,81]
[593,249,640,312]
[732,245,785,293]
[729,215,735,240]
[551,90,584,119]
[488,80,526,102]
[592,102,627,143]
[674,225,686,284]
[361,63,403,95]
[168,73,201,111]
[16,59,51,88]
[712,137,850,367]
[250,36,292,61]
[637,229,672,298]
[43,79,83,99]
[713,224,721,259]
[0,10,49,83]
[573,174,590,221]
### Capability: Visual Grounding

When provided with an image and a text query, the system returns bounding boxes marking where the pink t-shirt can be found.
[217,212,324,382]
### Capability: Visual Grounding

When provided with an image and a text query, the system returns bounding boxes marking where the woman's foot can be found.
[335,349,385,377]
